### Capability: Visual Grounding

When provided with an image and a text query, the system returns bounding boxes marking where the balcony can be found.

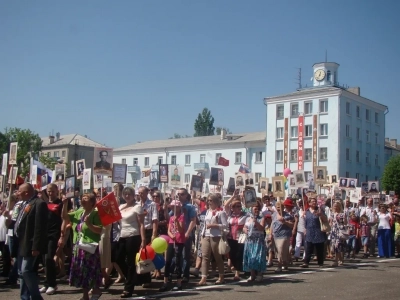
[127,165,140,173]
[194,162,209,172]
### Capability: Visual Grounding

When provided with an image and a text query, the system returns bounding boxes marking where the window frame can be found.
[320,123,328,136]
[276,150,283,162]
[319,99,328,113]
[305,125,313,137]
[304,102,313,115]
[185,154,191,165]
[215,153,222,165]
[276,127,284,139]
[319,147,328,160]
[235,152,242,164]
[291,103,299,117]
[276,105,284,119]
[144,157,150,167]
[290,126,298,138]
[290,149,298,162]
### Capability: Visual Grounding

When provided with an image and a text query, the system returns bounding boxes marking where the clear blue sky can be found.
[1,0,399,148]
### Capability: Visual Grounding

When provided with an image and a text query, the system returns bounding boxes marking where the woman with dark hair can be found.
[377,204,393,258]
[61,193,103,300]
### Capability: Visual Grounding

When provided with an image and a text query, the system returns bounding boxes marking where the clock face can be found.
[314,69,326,81]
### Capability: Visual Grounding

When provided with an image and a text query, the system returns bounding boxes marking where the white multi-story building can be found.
[264,62,388,184]
[113,131,265,192]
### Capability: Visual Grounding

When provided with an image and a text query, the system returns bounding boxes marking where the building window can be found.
[346,148,350,161]
[304,171,311,181]
[291,103,299,117]
[255,173,262,183]
[255,151,263,163]
[366,152,370,164]
[276,105,284,119]
[320,124,328,136]
[319,147,328,160]
[375,133,378,144]
[346,102,351,115]
[356,128,360,140]
[327,70,331,81]
[366,130,370,142]
[375,154,379,166]
[184,174,190,183]
[356,106,360,118]
[366,109,370,121]
[356,151,360,163]
[144,157,150,166]
[304,102,313,115]
[200,154,206,163]
[122,158,126,164]
[305,125,313,137]
[276,127,284,139]
[62,150,66,158]
[54,151,59,158]
[235,152,242,164]
[276,150,283,162]
[133,158,138,165]
[346,171,350,178]
[346,125,351,137]
[215,153,222,165]
[185,154,191,165]
[320,99,328,113]
[291,126,298,138]
[290,149,298,162]
[356,173,359,181]
[305,148,312,161]
[158,156,163,164]
[375,112,379,124]
[171,155,176,165]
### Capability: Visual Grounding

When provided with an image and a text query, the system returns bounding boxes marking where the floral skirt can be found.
[243,236,266,272]
[69,244,102,289]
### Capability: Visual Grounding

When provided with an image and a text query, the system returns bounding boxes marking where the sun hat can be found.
[283,199,294,207]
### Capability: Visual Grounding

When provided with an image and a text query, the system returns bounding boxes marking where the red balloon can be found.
[140,246,155,260]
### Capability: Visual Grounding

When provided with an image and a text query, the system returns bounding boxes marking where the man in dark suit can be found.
[15,183,48,300]
[95,150,111,170]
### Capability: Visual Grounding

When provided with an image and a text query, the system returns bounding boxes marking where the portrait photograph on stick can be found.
[65,176,75,198]
[258,177,269,193]
[159,163,169,183]
[169,165,183,187]
[244,172,255,186]
[190,175,203,192]
[8,166,18,184]
[330,174,337,184]
[1,153,8,175]
[82,168,91,190]
[149,171,159,188]
[93,147,113,176]
[94,174,103,189]
[209,167,223,186]
[235,173,245,188]
[75,159,85,180]
[226,177,235,195]
[314,166,327,184]
[30,165,38,185]
[368,181,379,193]
[244,187,257,208]
[347,178,357,189]
[112,163,127,184]
[339,177,348,188]
[9,142,18,165]
[293,170,305,187]
[272,176,285,198]
[55,164,66,182]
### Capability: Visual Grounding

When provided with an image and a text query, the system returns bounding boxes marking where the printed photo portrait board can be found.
[66,176,75,198]
[9,142,18,165]
[272,176,285,198]
[83,168,91,190]
[93,147,113,176]
[210,167,224,186]
[159,164,169,183]
[190,175,203,192]
[112,163,127,184]
[55,164,66,182]
[76,159,86,180]
[314,166,327,184]
[168,165,183,187]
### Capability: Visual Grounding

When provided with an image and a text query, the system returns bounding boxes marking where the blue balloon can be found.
[285,181,288,190]
[152,253,165,269]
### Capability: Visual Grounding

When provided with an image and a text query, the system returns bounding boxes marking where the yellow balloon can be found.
[135,252,140,264]
[151,237,168,254]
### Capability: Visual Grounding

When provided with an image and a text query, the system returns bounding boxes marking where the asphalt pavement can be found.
[1,257,399,300]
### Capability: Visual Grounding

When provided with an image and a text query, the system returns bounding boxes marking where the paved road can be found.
[1,258,399,299]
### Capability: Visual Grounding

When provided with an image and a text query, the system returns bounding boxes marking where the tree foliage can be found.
[0,128,42,176]
[38,154,58,171]
[194,108,215,137]
[382,155,400,195]
[215,127,232,135]
[168,133,191,139]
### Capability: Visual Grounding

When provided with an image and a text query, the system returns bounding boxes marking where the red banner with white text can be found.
[298,115,304,170]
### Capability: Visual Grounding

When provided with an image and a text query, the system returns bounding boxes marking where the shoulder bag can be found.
[136,248,155,274]
[76,211,99,254]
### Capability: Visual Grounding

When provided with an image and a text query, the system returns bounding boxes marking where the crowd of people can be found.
[1,182,400,300]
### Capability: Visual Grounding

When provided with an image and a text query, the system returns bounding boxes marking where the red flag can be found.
[96,192,122,226]
[218,156,229,167]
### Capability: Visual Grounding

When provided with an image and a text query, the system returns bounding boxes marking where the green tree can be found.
[194,108,215,137]
[168,133,191,139]
[38,154,58,171]
[215,127,232,135]
[0,128,42,176]
[382,155,400,195]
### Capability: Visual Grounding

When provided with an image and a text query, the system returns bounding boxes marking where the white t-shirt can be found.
[119,203,144,238]
[0,215,7,242]
[378,213,391,230]
[360,206,378,224]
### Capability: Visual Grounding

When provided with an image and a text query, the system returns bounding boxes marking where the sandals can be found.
[120,291,132,298]
[215,279,225,285]
[197,280,207,286]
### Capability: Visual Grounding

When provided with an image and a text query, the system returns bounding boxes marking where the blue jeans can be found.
[18,255,43,300]
[8,237,19,282]
[182,236,193,279]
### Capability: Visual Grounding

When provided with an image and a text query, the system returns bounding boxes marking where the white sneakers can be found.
[39,286,57,295]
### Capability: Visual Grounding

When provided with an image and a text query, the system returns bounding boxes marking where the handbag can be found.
[238,232,247,244]
[136,258,155,274]
[77,238,98,254]
[218,230,231,255]
[320,217,331,233]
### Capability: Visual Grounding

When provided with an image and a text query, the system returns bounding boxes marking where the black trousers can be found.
[117,235,142,293]
[165,243,184,279]
[43,239,58,288]
[227,239,244,272]
[0,241,11,276]
[304,241,324,265]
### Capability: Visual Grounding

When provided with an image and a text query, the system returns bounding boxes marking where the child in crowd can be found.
[394,215,400,258]
[360,215,370,258]
[346,212,359,259]
[264,216,274,267]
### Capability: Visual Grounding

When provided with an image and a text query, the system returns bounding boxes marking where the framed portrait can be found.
[93,174,103,189]
[93,147,113,176]
[40,173,48,190]
[159,164,169,183]
[350,188,361,203]
[82,168,91,190]
[287,175,296,189]
[112,163,127,184]
[9,142,18,165]
[210,167,224,186]
[75,159,86,180]
[244,188,257,208]
[389,191,395,197]
[0,175,3,192]
[347,178,357,189]
[168,165,183,187]
[339,177,348,189]
[235,173,245,188]
[65,176,75,198]
[190,175,203,192]
[314,166,327,184]
[1,153,8,175]
[244,173,255,187]
[272,176,285,198]
[368,181,379,194]
[307,173,316,192]
[55,164,66,182]
[103,177,113,193]
[226,177,235,195]
[330,175,337,184]
[30,165,38,185]
[71,160,75,176]
[148,171,159,189]
[293,170,305,187]
[7,166,18,184]
[258,177,269,193]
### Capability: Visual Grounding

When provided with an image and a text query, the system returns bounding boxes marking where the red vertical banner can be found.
[312,115,318,173]
[284,118,289,170]
[298,115,304,170]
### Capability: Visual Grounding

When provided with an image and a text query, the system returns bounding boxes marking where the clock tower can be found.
[312,62,339,87]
